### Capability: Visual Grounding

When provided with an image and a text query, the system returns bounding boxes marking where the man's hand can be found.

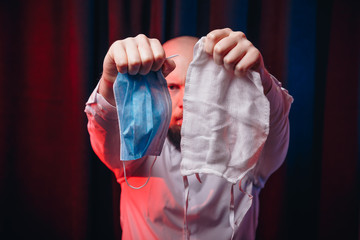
[204,28,271,93]
[99,34,176,105]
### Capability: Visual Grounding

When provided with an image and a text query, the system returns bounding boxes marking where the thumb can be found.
[162,59,176,77]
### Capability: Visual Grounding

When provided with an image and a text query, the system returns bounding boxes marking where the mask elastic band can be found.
[239,177,254,199]
[230,184,236,239]
[166,54,179,59]
[122,156,157,190]
[183,175,190,240]
[195,173,202,183]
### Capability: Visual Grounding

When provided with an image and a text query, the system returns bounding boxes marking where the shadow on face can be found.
[163,36,198,150]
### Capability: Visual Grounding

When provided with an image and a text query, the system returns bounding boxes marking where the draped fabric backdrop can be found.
[0,0,359,239]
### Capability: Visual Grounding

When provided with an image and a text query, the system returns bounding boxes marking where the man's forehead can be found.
[163,36,198,85]
[163,36,198,56]
[166,53,192,83]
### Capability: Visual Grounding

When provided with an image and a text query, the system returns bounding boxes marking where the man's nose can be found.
[178,89,184,109]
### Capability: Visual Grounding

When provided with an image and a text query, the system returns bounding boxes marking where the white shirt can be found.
[85,74,293,239]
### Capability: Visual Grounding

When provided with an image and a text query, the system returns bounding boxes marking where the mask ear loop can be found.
[230,184,236,239]
[122,156,157,190]
[183,176,190,240]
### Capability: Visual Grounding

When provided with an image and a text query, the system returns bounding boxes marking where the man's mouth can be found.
[176,118,183,126]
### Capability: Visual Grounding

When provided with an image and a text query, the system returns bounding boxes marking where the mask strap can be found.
[195,173,202,183]
[230,183,236,239]
[122,156,157,190]
[239,177,254,199]
[230,177,254,239]
[183,175,190,240]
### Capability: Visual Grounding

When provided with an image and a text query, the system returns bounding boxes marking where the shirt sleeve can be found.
[251,73,293,189]
[84,82,146,182]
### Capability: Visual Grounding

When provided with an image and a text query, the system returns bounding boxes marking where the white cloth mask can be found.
[180,37,270,184]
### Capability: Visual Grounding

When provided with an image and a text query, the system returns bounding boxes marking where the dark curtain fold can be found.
[0,0,359,239]
[1,0,90,239]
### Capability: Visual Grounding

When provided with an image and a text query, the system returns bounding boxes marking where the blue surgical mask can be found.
[113,71,172,161]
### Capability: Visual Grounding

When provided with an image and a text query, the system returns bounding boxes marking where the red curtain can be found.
[1,0,89,239]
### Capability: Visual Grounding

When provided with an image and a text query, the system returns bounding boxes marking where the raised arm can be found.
[203,28,293,185]
[85,34,176,180]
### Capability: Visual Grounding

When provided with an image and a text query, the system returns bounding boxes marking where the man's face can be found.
[165,56,187,150]
[167,59,186,129]
[163,37,197,150]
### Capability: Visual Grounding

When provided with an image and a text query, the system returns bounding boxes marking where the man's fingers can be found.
[104,33,174,86]
[204,28,232,55]
[150,38,166,72]
[234,48,262,76]
[121,35,166,75]
[222,44,246,72]
[111,41,128,74]
[123,38,142,75]
[221,38,252,71]
[203,29,263,76]
[136,35,155,75]
[212,36,237,65]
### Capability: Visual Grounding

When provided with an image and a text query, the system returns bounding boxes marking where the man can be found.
[85,28,293,239]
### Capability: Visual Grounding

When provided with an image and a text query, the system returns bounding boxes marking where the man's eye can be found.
[168,85,178,91]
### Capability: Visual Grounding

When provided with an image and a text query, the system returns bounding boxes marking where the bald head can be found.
[163,36,198,83]
[163,36,198,56]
